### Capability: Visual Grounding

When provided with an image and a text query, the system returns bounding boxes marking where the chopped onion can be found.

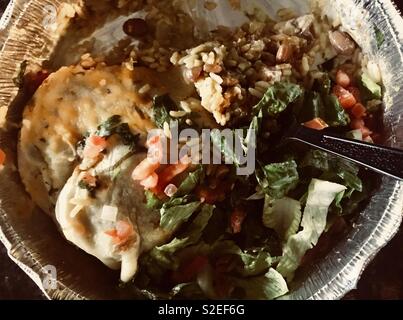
[70,205,84,218]
[101,205,118,222]
[164,184,178,197]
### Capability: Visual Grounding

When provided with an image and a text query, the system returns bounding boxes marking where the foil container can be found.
[0,0,402,300]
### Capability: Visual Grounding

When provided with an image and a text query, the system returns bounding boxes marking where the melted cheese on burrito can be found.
[18,64,164,214]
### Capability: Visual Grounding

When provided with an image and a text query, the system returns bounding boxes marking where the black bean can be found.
[123,18,148,38]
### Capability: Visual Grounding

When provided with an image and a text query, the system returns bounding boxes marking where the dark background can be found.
[0,0,402,300]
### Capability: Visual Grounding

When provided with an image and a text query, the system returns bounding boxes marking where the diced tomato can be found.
[333,85,357,109]
[332,84,345,97]
[116,220,134,239]
[90,135,107,147]
[140,172,159,189]
[336,70,351,88]
[153,157,190,193]
[132,158,160,181]
[0,149,6,166]
[81,172,97,188]
[105,220,134,245]
[347,86,361,103]
[172,255,209,283]
[83,135,107,158]
[350,118,365,130]
[351,103,367,119]
[303,118,329,130]
[230,208,247,234]
[350,118,372,138]
[104,229,118,238]
[339,93,357,109]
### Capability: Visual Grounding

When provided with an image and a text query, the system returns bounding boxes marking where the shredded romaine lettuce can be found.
[151,204,214,269]
[253,82,303,117]
[277,179,346,280]
[145,190,163,209]
[174,165,205,197]
[211,240,275,277]
[361,73,382,99]
[297,74,350,127]
[263,196,302,242]
[256,160,299,199]
[160,201,201,232]
[233,268,289,300]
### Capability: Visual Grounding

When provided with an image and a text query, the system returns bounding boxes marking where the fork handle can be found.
[289,126,403,181]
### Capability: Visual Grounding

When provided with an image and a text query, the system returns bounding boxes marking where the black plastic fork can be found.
[284,125,403,181]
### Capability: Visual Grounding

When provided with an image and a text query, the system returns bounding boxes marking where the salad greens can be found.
[152,95,177,129]
[234,268,289,300]
[160,201,201,232]
[277,179,346,280]
[211,82,303,166]
[134,77,374,300]
[256,160,299,199]
[96,115,140,149]
[252,82,304,117]
[263,196,302,242]
[150,204,214,269]
[152,95,191,130]
[296,75,350,127]
[361,73,382,100]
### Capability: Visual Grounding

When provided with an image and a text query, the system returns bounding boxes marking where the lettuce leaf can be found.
[302,150,362,198]
[323,94,350,127]
[296,91,324,123]
[211,240,275,277]
[151,204,214,269]
[334,159,362,196]
[174,166,205,197]
[361,73,382,99]
[301,149,329,171]
[95,115,140,149]
[233,268,289,300]
[210,129,242,167]
[297,75,350,127]
[262,196,302,242]
[152,95,177,129]
[277,179,346,280]
[210,82,302,167]
[253,82,303,117]
[256,160,299,199]
[145,190,163,209]
[160,201,201,232]
[346,129,363,141]
[170,258,287,300]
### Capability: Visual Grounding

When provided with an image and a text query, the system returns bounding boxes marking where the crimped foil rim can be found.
[0,0,401,300]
